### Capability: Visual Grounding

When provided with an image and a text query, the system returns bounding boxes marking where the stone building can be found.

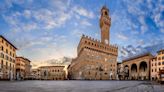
[16,57,31,80]
[122,53,154,80]
[16,57,25,80]
[151,49,164,80]
[31,68,41,80]
[39,66,66,80]
[68,6,118,80]
[24,58,31,79]
[0,35,17,80]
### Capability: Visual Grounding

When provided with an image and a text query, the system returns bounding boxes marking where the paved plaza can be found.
[0,80,163,92]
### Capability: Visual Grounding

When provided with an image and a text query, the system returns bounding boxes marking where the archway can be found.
[139,61,147,80]
[131,64,137,80]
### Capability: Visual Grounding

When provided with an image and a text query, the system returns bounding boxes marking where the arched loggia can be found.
[124,65,129,79]
[139,61,147,80]
[131,64,137,80]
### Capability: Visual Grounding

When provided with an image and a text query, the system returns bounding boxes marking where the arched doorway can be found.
[131,64,137,80]
[139,61,147,80]
[124,65,129,80]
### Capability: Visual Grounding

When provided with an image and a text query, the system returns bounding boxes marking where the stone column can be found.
[129,65,131,80]
[147,61,149,80]
[137,63,140,80]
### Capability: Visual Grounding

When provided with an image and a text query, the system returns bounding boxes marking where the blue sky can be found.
[0,0,164,61]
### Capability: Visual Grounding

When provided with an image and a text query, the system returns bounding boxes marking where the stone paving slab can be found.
[0,80,163,92]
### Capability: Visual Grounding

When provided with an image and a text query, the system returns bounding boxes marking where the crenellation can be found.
[86,35,88,38]
[78,36,118,56]
[89,36,91,40]
[82,34,85,37]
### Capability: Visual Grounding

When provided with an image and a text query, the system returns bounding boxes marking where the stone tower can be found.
[99,6,111,45]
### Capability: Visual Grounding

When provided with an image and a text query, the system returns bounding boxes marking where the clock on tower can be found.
[99,6,111,45]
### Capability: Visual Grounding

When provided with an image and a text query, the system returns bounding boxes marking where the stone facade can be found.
[31,68,41,80]
[16,57,25,80]
[39,66,66,80]
[150,49,164,80]
[24,58,31,79]
[0,35,17,80]
[68,6,118,80]
[122,53,154,80]
[16,57,31,80]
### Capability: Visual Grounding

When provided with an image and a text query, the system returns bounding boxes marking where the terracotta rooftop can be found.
[122,53,153,62]
[16,56,31,62]
[157,49,164,53]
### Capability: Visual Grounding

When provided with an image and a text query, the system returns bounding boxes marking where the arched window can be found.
[1,46,3,51]
[105,11,108,15]
[6,49,8,54]
[1,60,3,68]
[162,56,164,60]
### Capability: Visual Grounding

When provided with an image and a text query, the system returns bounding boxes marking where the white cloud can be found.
[117,33,128,40]
[3,13,39,32]
[126,1,149,34]
[146,0,153,9]
[23,22,38,31]
[50,0,70,11]
[71,28,92,38]
[2,0,96,33]
[137,39,145,46]
[0,0,13,11]
[139,16,148,34]
[80,19,92,26]
[3,6,72,31]
[73,6,95,19]
[15,33,72,61]
[124,0,164,34]
[23,10,31,18]
[57,12,71,25]
[140,25,148,34]
[67,0,72,6]
[16,34,76,61]
[151,1,164,33]
[14,33,66,50]
[33,9,70,30]
[72,29,83,38]
[160,28,164,33]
